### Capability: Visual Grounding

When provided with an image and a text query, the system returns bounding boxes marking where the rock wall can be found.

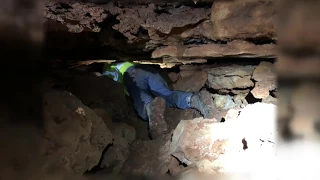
[44,0,277,62]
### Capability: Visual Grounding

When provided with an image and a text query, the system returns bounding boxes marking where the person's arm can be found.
[101,64,119,82]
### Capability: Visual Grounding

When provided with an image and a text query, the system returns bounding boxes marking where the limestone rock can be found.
[168,72,179,83]
[94,108,113,129]
[100,123,136,173]
[44,1,107,33]
[262,95,277,105]
[224,109,241,122]
[212,94,236,110]
[121,134,172,176]
[168,157,189,176]
[233,93,249,108]
[173,71,207,92]
[152,41,276,59]
[211,0,276,40]
[42,90,112,174]
[199,90,217,120]
[165,108,198,132]
[103,3,210,44]
[206,65,255,90]
[251,61,277,99]
[170,103,277,174]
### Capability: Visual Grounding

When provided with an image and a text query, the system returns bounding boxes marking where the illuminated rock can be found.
[170,103,277,174]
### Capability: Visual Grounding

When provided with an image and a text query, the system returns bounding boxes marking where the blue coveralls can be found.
[122,64,193,120]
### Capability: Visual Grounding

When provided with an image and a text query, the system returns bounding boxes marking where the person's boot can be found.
[145,97,168,139]
[190,93,210,118]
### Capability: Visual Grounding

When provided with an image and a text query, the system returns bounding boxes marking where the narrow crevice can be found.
[245,92,262,104]
[84,143,113,174]
[244,37,276,45]
[183,38,227,45]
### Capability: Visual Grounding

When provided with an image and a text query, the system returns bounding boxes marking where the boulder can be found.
[211,0,276,40]
[206,65,255,91]
[165,108,199,132]
[121,134,172,176]
[93,108,113,129]
[170,103,277,174]
[42,90,112,174]
[100,123,136,173]
[251,61,277,99]
[173,71,208,92]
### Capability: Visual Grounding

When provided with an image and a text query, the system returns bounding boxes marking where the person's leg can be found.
[123,67,153,120]
[147,71,193,109]
[123,67,168,139]
[143,66,210,118]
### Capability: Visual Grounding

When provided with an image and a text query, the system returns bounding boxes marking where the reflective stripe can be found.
[117,62,135,83]
[102,61,135,96]
[102,70,118,82]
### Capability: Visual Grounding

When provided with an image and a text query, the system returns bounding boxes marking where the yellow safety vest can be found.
[102,61,135,96]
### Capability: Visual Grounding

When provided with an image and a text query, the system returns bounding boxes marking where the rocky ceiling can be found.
[44,0,277,66]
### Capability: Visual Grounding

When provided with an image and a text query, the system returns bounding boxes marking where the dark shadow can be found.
[84,143,113,174]
[245,92,262,104]
[0,4,45,180]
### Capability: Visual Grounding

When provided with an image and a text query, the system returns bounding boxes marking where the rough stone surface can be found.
[168,157,189,176]
[168,72,179,83]
[206,65,255,91]
[262,95,277,105]
[44,1,108,33]
[212,94,236,111]
[170,103,277,174]
[42,90,112,174]
[251,61,277,99]
[121,134,172,175]
[165,108,199,132]
[211,0,276,40]
[102,3,210,45]
[94,108,113,129]
[233,93,249,108]
[199,90,217,120]
[152,41,276,59]
[100,122,136,173]
[173,71,207,92]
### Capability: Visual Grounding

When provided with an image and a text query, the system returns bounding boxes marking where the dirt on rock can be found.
[42,90,113,174]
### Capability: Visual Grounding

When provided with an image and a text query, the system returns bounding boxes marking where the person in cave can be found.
[98,61,209,139]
